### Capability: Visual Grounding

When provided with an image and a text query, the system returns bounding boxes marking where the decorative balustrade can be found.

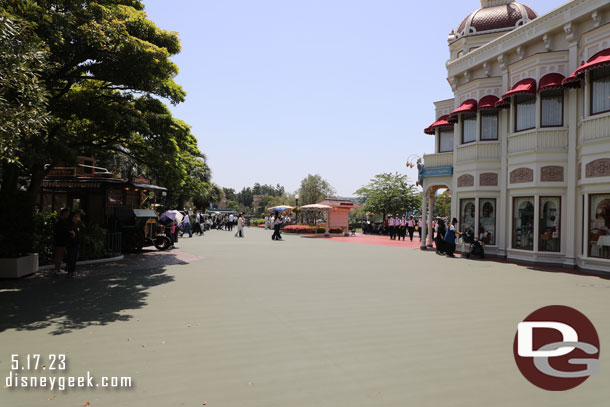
[455,142,500,162]
[508,129,568,154]
[423,152,453,168]
[579,113,610,144]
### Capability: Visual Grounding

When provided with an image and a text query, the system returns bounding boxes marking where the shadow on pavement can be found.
[0,250,194,335]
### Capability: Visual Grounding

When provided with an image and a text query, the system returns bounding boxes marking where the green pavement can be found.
[1,227,609,406]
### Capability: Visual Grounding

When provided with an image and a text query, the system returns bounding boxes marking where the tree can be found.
[223,188,236,201]
[0,16,48,164]
[355,173,421,220]
[299,174,335,205]
[434,190,451,218]
[236,187,253,207]
[1,1,205,256]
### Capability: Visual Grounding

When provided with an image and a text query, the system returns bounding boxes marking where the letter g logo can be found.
[513,306,600,391]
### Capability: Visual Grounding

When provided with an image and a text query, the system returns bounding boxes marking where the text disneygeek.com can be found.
[3,354,132,391]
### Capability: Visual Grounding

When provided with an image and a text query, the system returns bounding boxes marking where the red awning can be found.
[539,73,565,92]
[500,78,537,100]
[563,48,610,88]
[562,69,581,89]
[424,115,453,135]
[494,98,511,109]
[449,99,478,120]
[574,48,610,77]
[478,95,499,111]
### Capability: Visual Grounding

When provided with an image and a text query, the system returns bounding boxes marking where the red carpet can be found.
[302,233,423,249]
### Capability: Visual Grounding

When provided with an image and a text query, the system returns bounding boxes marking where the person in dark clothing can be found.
[66,213,82,278]
[435,218,447,255]
[444,218,461,258]
[53,208,71,275]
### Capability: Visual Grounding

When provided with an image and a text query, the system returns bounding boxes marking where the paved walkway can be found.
[1,227,609,406]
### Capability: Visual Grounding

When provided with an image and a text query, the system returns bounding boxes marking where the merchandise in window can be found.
[589,194,610,259]
[539,197,560,252]
[460,199,476,236]
[513,197,534,250]
[479,199,496,245]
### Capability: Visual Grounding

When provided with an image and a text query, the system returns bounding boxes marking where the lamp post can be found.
[295,194,299,224]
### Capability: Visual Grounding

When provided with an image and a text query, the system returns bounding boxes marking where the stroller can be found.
[463,230,485,259]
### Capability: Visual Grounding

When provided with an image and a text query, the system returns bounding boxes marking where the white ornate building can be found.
[419,0,610,273]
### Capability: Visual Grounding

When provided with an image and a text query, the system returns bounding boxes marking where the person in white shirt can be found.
[264,215,269,230]
[183,213,192,238]
[407,216,415,241]
[399,216,407,241]
[272,214,283,240]
[388,215,395,240]
[228,213,235,232]
[235,213,245,238]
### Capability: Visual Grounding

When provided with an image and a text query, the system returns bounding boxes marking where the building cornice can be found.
[447,0,606,77]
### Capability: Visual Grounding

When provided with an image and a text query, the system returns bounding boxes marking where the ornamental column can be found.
[428,192,435,247]
[420,189,428,250]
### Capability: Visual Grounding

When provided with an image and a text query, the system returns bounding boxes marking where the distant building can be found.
[39,156,167,225]
[419,0,610,274]
[252,194,263,210]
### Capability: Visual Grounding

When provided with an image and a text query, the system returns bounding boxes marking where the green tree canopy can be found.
[355,173,421,219]
[298,174,335,205]
[434,190,451,218]
[0,15,48,165]
[0,0,209,256]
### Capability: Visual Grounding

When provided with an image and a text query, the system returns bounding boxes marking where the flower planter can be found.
[0,253,39,278]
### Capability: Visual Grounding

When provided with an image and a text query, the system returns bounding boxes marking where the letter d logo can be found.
[517,322,577,357]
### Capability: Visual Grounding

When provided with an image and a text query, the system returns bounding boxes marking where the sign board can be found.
[133,209,157,218]
[422,166,453,178]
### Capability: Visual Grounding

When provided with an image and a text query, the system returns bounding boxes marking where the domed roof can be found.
[455,0,537,40]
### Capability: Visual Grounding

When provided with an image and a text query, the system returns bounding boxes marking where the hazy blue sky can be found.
[143,0,562,196]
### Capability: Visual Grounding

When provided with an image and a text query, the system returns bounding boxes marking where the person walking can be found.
[435,218,446,255]
[417,218,423,239]
[52,208,71,275]
[444,218,462,258]
[228,213,234,231]
[399,215,407,241]
[388,215,395,240]
[194,212,202,236]
[264,215,269,230]
[235,213,246,238]
[183,212,192,237]
[407,215,416,241]
[272,213,283,240]
[66,212,82,278]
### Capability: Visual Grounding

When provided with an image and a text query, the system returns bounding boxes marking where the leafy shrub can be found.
[32,211,59,265]
[283,225,346,234]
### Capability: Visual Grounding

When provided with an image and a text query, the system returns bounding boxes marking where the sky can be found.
[142,0,562,196]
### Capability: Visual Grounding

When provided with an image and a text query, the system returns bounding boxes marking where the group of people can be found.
[178,211,208,238]
[211,213,248,231]
[434,217,460,258]
[386,215,422,242]
[53,208,82,278]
